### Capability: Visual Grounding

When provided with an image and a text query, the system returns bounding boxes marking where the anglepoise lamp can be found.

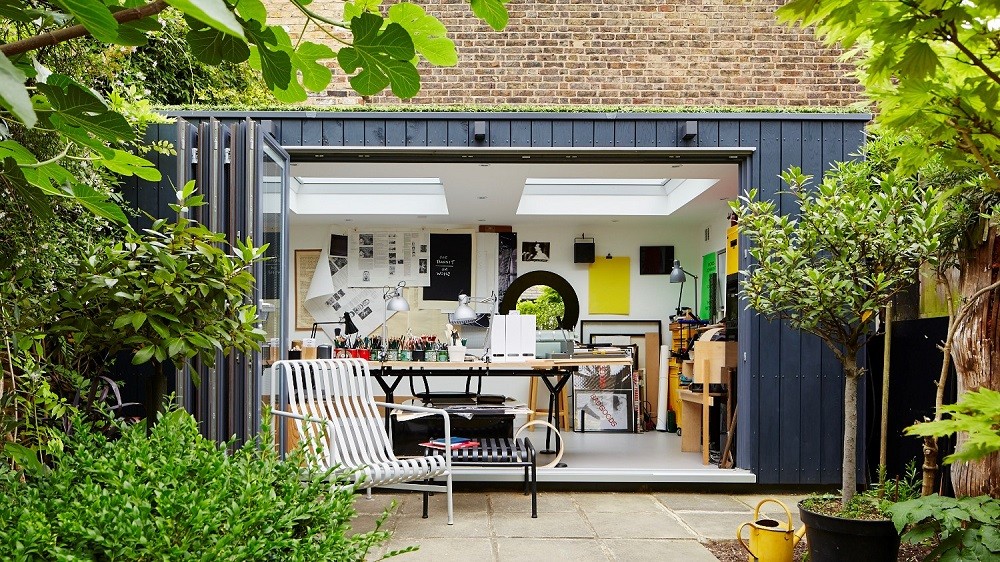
[381,281,409,359]
[453,292,498,362]
[669,259,699,319]
[311,312,360,340]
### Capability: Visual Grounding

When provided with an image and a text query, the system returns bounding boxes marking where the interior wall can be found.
[287,210,731,403]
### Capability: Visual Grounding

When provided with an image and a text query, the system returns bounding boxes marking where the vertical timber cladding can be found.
[160,111,867,484]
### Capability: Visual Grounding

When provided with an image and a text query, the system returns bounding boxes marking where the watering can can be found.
[736,499,807,562]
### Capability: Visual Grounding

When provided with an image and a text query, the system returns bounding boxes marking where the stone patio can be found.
[352,490,811,561]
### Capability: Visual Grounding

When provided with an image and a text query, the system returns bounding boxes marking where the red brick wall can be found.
[262,0,864,108]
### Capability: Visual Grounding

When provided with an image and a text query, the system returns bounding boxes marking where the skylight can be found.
[290,177,449,215]
[516,178,719,216]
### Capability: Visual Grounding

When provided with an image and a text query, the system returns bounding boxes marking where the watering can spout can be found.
[792,524,807,547]
[737,499,805,562]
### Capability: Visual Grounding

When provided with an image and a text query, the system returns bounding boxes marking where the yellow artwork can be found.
[589,257,630,314]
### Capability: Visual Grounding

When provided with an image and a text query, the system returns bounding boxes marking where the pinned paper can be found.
[588,257,630,314]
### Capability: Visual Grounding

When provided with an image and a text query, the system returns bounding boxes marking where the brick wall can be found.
[261,0,864,108]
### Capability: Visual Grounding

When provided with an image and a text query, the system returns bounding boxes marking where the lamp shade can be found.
[669,260,686,283]
[342,312,360,335]
[453,294,477,321]
[386,294,409,311]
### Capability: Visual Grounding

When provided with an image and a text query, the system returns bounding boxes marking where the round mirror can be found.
[498,271,579,330]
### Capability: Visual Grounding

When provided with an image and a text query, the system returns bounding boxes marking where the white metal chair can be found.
[270,358,454,524]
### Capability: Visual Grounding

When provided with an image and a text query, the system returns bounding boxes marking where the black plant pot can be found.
[798,501,900,562]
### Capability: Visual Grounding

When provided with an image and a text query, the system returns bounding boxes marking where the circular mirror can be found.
[498,271,579,330]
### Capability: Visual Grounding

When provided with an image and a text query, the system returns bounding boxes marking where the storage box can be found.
[692,340,738,384]
[490,314,507,363]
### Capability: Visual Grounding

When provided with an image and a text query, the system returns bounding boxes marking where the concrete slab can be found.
[603,539,720,562]
[490,491,575,514]
[496,538,612,562]
[385,537,494,561]
[391,510,491,539]
[492,510,595,538]
[396,491,489,516]
[572,492,667,513]
[585,510,696,539]
[654,492,753,513]
[677,510,755,540]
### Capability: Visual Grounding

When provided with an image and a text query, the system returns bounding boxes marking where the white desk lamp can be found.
[453,292,498,363]
[381,281,409,360]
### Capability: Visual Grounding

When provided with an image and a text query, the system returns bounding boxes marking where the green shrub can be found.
[890,494,1000,561]
[0,409,408,561]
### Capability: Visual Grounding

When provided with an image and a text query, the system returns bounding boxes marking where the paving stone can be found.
[492,510,595,538]
[490,491,575,514]
[585,510,696,539]
[572,492,664,513]
[678,511,759,540]
[655,492,754,512]
[391,510,491,539]
[396,491,489,516]
[354,492,405,515]
[603,538,720,562]
[384,537,494,561]
[496,538,611,562]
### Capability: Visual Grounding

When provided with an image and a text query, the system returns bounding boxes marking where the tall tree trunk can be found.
[879,301,892,488]
[146,362,167,431]
[951,225,1000,498]
[843,363,860,507]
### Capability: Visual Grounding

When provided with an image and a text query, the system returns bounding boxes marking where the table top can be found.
[370,357,630,372]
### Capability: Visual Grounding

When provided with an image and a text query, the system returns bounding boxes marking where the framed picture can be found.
[572,362,636,432]
[294,249,321,330]
[521,241,550,262]
[580,319,662,343]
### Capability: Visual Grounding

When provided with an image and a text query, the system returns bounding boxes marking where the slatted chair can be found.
[271,358,454,524]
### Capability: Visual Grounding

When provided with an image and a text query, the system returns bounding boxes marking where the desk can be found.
[369,358,631,451]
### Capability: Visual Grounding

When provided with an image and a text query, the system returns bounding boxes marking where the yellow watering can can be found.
[736,499,807,562]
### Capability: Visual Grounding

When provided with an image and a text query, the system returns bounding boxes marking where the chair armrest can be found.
[271,408,337,431]
[373,401,453,459]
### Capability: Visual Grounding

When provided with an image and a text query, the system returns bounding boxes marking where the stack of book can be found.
[419,437,480,450]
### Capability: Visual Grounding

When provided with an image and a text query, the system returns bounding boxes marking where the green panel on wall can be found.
[701,252,716,320]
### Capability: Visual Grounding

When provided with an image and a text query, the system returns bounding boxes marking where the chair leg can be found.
[445,471,454,525]
[422,479,430,519]
[530,451,538,518]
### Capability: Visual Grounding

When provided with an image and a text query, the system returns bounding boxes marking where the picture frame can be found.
[294,249,322,330]
[579,319,662,344]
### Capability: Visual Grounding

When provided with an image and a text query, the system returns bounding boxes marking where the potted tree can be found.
[734,157,945,561]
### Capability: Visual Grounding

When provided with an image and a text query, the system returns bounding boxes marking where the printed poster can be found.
[347,230,431,288]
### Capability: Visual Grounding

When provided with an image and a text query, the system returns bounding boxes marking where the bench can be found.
[424,437,537,518]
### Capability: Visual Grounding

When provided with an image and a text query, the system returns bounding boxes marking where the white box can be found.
[489,314,507,363]
[504,313,521,361]
[520,315,536,360]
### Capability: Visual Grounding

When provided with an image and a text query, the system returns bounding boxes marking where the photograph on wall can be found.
[521,241,550,262]
[497,232,517,302]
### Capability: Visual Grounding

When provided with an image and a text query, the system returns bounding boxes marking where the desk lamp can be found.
[381,281,409,360]
[311,312,360,340]
[453,292,498,363]
[669,259,699,319]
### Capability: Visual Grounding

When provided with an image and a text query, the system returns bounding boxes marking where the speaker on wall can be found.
[574,236,595,263]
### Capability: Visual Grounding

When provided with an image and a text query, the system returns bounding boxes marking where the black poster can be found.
[423,233,473,302]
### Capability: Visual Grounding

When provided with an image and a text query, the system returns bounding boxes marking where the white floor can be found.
[450,429,755,484]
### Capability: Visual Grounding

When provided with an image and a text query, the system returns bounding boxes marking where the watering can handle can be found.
[737,522,756,560]
[755,498,794,530]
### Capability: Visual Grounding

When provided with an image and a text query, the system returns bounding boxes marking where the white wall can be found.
[286,214,731,402]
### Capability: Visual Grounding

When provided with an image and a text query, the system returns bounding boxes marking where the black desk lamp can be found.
[669,259,699,318]
[310,312,360,339]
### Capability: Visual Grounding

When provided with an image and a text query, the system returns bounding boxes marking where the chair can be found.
[270,358,454,524]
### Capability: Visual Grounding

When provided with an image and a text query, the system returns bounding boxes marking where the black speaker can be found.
[574,241,595,263]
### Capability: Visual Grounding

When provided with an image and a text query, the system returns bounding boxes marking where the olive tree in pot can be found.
[734,160,945,561]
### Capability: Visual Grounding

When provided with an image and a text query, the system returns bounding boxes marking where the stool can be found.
[527,377,568,429]
[423,437,537,518]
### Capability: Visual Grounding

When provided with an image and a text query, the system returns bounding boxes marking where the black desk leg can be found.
[539,374,571,467]
[372,371,405,433]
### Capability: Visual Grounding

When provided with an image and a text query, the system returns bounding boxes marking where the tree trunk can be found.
[879,301,892,488]
[146,362,167,431]
[951,225,1000,498]
[843,365,860,507]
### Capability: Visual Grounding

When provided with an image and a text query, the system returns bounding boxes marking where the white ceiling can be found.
[289,161,739,228]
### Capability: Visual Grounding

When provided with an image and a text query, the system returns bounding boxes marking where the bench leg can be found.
[530,456,538,518]
[422,478,430,519]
